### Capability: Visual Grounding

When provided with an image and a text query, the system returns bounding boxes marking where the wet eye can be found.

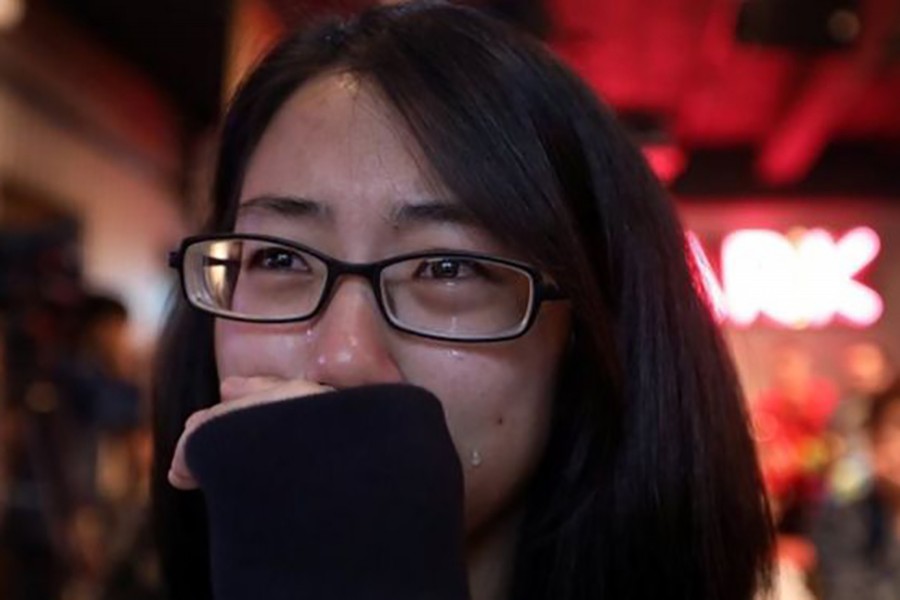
[247,247,310,272]
[414,258,480,280]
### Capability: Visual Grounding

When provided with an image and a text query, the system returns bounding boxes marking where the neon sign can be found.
[690,227,883,329]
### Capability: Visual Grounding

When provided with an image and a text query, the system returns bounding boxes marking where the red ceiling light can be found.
[642,143,688,185]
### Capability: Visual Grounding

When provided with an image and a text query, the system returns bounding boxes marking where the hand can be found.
[168,376,334,490]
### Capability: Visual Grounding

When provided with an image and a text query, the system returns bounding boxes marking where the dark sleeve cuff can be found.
[185,383,471,600]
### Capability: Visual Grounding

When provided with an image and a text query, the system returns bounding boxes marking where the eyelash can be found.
[413,258,491,281]
[247,247,311,272]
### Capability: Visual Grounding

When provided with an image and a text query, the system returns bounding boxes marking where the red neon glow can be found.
[643,144,688,184]
[711,227,882,328]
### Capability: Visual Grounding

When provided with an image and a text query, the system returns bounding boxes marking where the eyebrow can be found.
[239,195,478,229]
[238,195,332,220]
[389,200,477,228]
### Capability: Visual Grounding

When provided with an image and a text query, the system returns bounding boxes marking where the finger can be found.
[168,409,212,490]
[220,376,333,407]
[220,375,286,403]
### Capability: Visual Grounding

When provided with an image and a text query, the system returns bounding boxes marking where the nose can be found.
[303,278,403,389]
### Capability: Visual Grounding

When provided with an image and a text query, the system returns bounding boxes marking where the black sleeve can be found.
[185,383,471,600]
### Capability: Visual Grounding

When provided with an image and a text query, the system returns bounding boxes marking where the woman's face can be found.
[215,73,571,538]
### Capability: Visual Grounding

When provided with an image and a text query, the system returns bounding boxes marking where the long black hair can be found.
[153,3,773,599]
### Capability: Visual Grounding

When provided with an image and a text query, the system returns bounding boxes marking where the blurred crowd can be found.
[0,225,161,600]
[753,340,900,600]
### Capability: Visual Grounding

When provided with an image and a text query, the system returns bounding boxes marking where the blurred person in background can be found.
[56,293,145,600]
[753,343,839,535]
[752,344,839,600]
[828,342,899,503]
[153,3,773,600]
[0,300,78,600]
[0,217,83,599]
[0,288,149,600]
[60,294,140,505]
[814,381,900,600]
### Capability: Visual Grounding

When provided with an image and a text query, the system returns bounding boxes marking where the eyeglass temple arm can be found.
[538,281,567,301]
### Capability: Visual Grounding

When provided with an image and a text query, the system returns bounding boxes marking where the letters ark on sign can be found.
[688,227,882,329]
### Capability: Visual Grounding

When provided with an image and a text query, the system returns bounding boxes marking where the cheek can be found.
[215,320,314,380]
[398,310,569,533]
[419,354,555,458]
[408,351,552,450]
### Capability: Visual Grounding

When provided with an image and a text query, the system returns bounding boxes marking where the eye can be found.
[413,258,482,280]
[247,246,311,272]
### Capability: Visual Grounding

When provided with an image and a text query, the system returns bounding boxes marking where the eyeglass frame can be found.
[168,233,567,343]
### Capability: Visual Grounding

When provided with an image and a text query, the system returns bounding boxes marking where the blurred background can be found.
[0,0,897,598]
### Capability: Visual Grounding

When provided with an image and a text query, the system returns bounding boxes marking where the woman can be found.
[153,2,773,599]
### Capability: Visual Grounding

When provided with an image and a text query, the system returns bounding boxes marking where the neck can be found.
[466,509,522,600]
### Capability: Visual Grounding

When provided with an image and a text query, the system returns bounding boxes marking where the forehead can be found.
[240,72,438,215]
[234,72,512,258]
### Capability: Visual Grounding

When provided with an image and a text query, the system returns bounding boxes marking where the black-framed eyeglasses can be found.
[168,233,566,342]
